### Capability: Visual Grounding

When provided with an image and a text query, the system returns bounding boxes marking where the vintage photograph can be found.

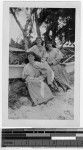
[8,6,75,120]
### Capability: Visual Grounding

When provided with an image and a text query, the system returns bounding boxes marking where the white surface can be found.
[0,0,83,149]
[51,136,76,140]
[9,46,25,52]
[9,62,74,78]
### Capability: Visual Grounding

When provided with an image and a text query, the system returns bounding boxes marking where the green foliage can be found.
[9,51,27,65]
[33,8,75,43]
[10,38,25,49]
[9,79,28,109]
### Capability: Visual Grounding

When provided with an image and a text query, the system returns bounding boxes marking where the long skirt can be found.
[26,80,54,105]
[51,64,71,90]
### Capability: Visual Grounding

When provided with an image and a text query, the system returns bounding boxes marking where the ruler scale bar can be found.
[1,128,83,147]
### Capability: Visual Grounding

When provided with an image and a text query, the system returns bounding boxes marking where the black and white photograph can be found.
[2,1,80,127]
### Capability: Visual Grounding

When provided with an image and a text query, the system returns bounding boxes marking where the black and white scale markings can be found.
[1,128,83,147]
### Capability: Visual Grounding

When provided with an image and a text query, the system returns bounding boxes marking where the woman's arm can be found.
[26,76,44,83]
[22,65,34,83]
[52,49,63,65]
[22,67,27,79]
[56,49,63,60]
[41,46,47,62]
[26,76,35,83]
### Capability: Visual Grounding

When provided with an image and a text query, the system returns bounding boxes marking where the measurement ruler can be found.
[1,128,83,147]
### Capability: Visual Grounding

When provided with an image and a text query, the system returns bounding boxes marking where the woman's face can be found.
[36,39,42,47]
[47,44,52,51]
[28,54,35,63]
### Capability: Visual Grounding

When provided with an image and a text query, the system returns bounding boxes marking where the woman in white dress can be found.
[22,51,54,106]
[27,37,56,89]
[45,43,71,92]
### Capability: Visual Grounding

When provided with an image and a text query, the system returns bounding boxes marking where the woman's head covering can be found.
[45,40,52,51]
[35,37,42,43]
[46,40,52,45]
[24,51,41,64]
[35,37,44,46]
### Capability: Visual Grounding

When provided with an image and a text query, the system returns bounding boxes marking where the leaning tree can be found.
[10,7,75,51]
[10,8,34,51]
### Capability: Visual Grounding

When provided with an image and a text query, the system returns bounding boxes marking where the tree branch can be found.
[10,8,24,33]
[35,11,41,38]
[62,55,74,64]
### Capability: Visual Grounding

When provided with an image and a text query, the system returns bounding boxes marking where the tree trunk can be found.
[52,31,56,47]
[52,24,57,47]
[10,8,29,51]
[24,35,29,51]
[62,33,65,45]
[44,25,51,44]
[35,11,41,38]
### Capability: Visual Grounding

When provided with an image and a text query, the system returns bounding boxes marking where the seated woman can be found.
[22,51,54,106]
[27,37,56,90]
[45,42,71,92]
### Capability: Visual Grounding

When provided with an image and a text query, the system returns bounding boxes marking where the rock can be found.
[19,97,32,106]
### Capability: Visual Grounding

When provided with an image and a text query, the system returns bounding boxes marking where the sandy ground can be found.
[8,86,74,120]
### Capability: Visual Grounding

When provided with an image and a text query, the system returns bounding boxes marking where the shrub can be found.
[9,80,28,109]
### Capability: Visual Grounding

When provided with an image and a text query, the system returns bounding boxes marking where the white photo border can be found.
[2,1,81,128]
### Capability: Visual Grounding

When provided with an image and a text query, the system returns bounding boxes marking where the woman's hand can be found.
[47,58,52,65]
[35,76,44,82]
[27,76,44,83]
[26,77,34,83]
[41,57,46,63]
[53,60,59,65]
